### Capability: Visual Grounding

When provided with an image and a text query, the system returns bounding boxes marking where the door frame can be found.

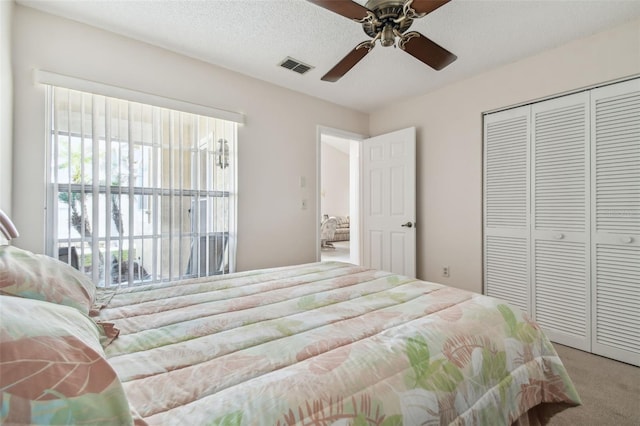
[316,126,366,263]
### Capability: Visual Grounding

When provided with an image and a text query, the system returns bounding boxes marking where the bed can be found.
[0,211,581,425]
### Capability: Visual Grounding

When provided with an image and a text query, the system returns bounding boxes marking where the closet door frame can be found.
[483,76,640,366]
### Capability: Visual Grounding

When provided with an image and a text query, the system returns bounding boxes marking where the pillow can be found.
[0,295,135,425]
[0,245,95,314]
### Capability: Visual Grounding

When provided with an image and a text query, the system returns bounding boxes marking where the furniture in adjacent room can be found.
[320,217,337,249]
[483,77,639,366]
[329,215,350,242]
[321,215,350,242]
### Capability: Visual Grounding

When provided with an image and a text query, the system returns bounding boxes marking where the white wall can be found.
[10,5,640,287]
[0,0,13,215]
[370,18,640,293]
[321,143,350,217]
[11,5,368,271]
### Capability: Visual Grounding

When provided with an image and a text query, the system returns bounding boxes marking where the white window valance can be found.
[33,69,245,124]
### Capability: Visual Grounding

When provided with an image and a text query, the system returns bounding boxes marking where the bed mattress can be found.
[93,261,580,425]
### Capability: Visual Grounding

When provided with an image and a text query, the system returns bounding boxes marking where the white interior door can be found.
[362,127,416,277]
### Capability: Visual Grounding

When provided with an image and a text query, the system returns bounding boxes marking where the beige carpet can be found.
[549,343,640,425]
[321,240,351,263]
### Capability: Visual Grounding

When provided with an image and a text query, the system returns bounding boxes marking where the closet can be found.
[483,78,639,366]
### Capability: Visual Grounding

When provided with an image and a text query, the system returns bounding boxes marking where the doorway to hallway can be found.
[318,129,361,264]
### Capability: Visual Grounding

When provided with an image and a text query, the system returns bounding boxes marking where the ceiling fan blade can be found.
[307,0,371,21]
[409,0,452,15]
[322,43,373,82]
[401,32,456,70]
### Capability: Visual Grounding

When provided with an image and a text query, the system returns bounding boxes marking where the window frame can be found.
[44,85,238,287]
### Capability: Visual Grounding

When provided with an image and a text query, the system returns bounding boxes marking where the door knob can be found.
[621,236,633,244]
[401,222,413,228]
[554,233,564,240]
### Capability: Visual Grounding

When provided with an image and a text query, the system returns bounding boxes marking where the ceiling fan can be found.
[308,0,457,82]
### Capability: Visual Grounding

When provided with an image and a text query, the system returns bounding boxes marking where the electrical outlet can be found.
[301,199,308,210]
[442,266,450,278]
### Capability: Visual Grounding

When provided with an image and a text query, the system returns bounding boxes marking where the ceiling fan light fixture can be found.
[380,24,396,47]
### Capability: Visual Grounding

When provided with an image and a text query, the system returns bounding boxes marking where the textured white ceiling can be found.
[17,0,640,113]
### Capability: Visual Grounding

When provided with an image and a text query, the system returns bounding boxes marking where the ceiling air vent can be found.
[279,57,314,75]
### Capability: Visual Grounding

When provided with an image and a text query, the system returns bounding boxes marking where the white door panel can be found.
[363,127,416,277]
[591,78,640,366]
[483,106,531,313]
[531,92,591,351]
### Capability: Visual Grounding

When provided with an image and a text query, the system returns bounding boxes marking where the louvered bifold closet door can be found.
[484,106,530,314]
[591,79,640,367]
[531,92,591,351]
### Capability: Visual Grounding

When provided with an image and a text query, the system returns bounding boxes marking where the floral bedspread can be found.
[95,261,580,425]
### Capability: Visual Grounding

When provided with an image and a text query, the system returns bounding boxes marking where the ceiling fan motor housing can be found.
[362,0,414,41]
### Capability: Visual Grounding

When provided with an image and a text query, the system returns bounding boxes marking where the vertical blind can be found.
[46,86,237,287]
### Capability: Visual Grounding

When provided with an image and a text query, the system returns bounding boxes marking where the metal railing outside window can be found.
[46,86,237,287]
